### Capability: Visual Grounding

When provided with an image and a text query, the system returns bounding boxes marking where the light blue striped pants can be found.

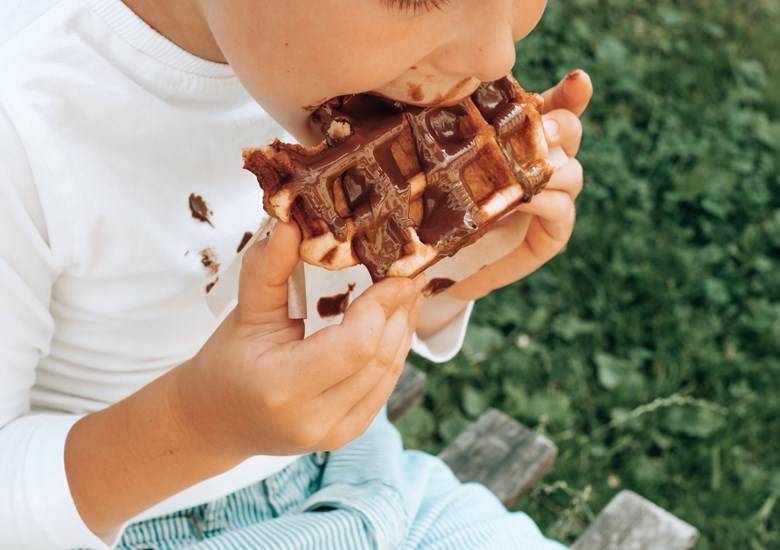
[117,411,566,549]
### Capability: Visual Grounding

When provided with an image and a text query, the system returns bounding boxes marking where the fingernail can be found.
[563,70,586,93]
[543,117,559,141]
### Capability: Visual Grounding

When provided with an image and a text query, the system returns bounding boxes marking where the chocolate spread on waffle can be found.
[472,79,552,200]
[244,76,553,280]
[250,97,416,279]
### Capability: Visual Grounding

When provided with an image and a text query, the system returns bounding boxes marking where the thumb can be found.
[540,69,593,117]
[236,220,301,323]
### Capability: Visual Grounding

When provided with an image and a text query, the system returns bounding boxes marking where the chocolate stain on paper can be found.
[237,231,253,253]
[317,283,356,318]
[206,278,219,294]
[423,278,455,297]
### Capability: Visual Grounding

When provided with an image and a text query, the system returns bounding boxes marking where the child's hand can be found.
[176,221,426,459]
[447,70,593,300]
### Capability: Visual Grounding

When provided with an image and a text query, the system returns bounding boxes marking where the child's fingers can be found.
[543,157,584,200]
[541,70,593,117]
[318,326,413,450]
[336,275,424,354]
[452,211,571,298]
[515,189,576,236]
[343,275,426,326]
[407,293,425,333]
[312,305,411,428]
[543,109,583,157]
[287,277,423,394]
[236,221,301,324]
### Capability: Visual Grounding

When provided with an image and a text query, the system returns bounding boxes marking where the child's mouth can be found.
[306,78,482,114]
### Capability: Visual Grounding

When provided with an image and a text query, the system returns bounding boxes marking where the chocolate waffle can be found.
[243,75,554,281]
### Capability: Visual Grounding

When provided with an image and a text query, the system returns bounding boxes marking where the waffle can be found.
[243,75,554,281]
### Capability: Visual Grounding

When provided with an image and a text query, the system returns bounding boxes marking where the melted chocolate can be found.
[405,105,480,251]
[206,278,218,294]
[317,283,356,318]
[423,278,455,296]
[273,102,414,279]
[471,78,516,123]
[189,193,214,227]
[237,231,253,253]
[473,78,550,199]
[246,76,550,281]
[407,83,424,103]
[199,248,220,275]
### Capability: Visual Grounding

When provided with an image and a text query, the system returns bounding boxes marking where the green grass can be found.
[399,1,780,547]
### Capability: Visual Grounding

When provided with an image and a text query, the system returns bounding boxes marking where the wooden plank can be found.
[438,408,557,508]
[572,490,699,550]
[387,364,427,422]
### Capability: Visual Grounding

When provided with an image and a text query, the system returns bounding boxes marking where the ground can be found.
[400,1,780,547]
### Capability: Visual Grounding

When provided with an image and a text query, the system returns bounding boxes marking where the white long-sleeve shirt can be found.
[0,1,473,548]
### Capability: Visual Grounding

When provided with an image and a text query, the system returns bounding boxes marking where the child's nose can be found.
[429,5,517,83]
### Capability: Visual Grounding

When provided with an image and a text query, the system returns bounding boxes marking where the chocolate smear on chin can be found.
[407,82,424,103]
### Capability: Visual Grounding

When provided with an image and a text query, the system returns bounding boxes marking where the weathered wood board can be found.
[572,490,699,550]
[438,408,557,508]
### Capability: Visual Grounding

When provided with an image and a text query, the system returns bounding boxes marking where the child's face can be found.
[201,0,547,142]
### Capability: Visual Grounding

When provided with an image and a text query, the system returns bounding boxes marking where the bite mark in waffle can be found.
[243,76,554,281]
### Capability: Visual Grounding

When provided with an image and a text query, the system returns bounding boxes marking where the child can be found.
[0,0,591,548]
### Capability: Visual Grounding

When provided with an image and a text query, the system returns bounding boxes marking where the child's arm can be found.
[64,222,426,538]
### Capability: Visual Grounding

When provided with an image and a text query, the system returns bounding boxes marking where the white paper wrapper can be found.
[206,217,276,319]
[287,261,308,319]
[206,216,308,320]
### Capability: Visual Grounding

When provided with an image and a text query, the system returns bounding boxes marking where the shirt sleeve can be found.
[0,104,114,549]
[411,300,474,363]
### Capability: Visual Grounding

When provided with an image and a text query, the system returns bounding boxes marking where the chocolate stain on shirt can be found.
[423,278,455,297]
[317,283,356,318]
[237,231,253,253]
[199,247,220,276]
[189,193,214,227]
